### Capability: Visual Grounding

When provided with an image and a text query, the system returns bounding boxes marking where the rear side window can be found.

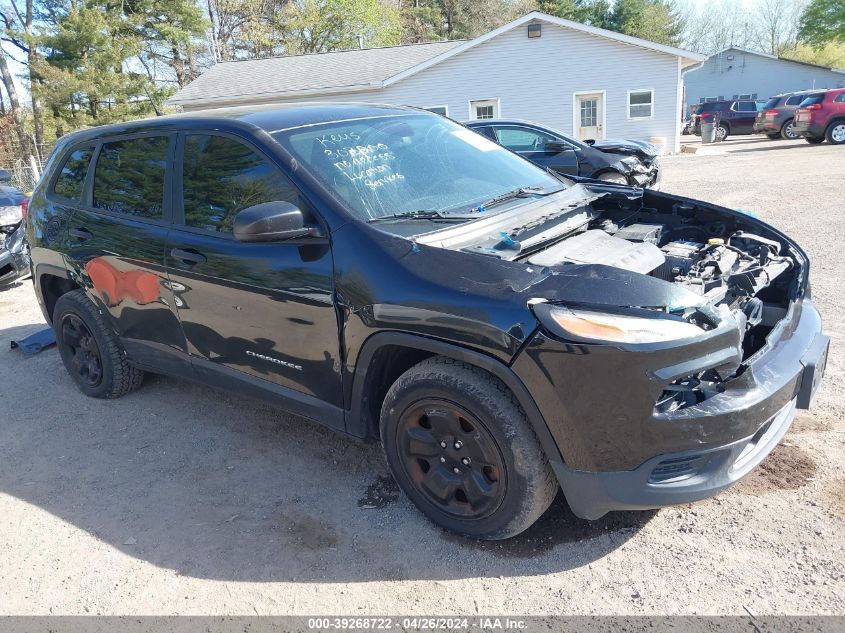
[735,101,757,112]
[835,93,845,103]
[785,95,805,106]
[53,147,93,201]
[181,134,297,233]
[93,136,169,219]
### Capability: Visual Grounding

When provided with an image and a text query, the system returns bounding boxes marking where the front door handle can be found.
[170,247,207,266]
[69,227,93,241]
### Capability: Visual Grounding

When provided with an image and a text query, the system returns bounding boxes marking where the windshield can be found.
[272,113,563,221]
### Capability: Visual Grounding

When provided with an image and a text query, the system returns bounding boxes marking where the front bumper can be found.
[0,224,30,288]
[512,298,827,519]
[556,398,797,519]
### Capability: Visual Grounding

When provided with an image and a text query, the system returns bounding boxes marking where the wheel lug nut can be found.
[453,467,461,474]
[461,457,471,465]
[440,441,447,448]
[454,441,463,449]
[440,457,446,463]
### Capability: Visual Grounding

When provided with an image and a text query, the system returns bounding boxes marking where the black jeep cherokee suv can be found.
[27,104,828,539]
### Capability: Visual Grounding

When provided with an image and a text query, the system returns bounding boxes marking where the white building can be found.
[169,12,705,153]
[685,47,845,109]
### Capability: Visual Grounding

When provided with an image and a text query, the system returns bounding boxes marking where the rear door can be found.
[491,125,580,175]
[731,100,759,133]
[164,131,343,425]
[63,132,187,370]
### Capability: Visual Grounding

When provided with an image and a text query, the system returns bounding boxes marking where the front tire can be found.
[53,290,144,398]
[380,356,557,540]
[825,122,845,145]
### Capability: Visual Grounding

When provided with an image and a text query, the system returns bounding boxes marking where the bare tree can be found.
[752,0,806,55]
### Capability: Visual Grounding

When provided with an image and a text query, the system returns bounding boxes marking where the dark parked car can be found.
[464,119,661,188]
[692,99,762,140]
[0,169,30,289]
[793,88,845,144]
[27,104,828,539]
[753,92,819,140]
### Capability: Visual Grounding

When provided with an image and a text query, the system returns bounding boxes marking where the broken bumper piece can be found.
[556,397,796,520]
[512,298,826,519]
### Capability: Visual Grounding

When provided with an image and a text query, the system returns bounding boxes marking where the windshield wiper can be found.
[367,210,466,224]
[473,187,550,212]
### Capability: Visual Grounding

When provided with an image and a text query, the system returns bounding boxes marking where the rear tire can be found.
[53,290,144,398]
[780,119,798,140]
[825,122,845,145]
[380,356,557,540]
[715,123,729,141]
[805,135,824,144]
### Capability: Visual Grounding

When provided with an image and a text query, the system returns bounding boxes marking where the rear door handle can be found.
[170,247,207,266]
[69,227,93,241]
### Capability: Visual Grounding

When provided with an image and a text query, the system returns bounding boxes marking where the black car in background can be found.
[464,119,661,188]
[27,104,827,540]
[0,169,29,289]
[754,92,820,140]
[692,99,762,140]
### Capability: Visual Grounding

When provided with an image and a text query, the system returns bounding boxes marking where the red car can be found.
[793,88,845,145]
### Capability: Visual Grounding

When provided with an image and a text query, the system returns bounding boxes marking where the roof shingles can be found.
[169,41,463,106]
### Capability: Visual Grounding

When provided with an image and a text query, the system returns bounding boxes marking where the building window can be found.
[470,99,498,120]
[423,105,448,116]
[527,23,541,38]
[628,90,653,119]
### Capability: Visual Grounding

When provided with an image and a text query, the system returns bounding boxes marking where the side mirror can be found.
[545,141,571,153]
[233,201,318,242]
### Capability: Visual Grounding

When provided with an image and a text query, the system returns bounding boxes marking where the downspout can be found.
[679,60,706,153]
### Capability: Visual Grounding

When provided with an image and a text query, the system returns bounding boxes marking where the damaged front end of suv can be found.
[409,181,825,519]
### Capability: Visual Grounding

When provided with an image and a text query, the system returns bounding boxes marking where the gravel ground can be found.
[0,135,843,616]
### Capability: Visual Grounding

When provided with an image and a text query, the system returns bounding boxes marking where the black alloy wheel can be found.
[380,356,558,539]
[395,399,506,519]
[60,313,104,388]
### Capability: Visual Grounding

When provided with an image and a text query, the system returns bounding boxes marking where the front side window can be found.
[92,136,169,219]
[470,99,498,120]
[181,135,297,233]
[494,126,557,152]
[53,147,94,201]
[629,90,653,118]
[272,113,562,222]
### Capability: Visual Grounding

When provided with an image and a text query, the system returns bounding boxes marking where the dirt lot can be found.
[0,136,843,616]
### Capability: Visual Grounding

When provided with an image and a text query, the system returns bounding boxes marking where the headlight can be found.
[542,306,703,344]
[0,204,22,225]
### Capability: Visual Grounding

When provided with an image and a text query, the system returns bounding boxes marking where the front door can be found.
[575,92,604,140]
[165,131,343,425]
